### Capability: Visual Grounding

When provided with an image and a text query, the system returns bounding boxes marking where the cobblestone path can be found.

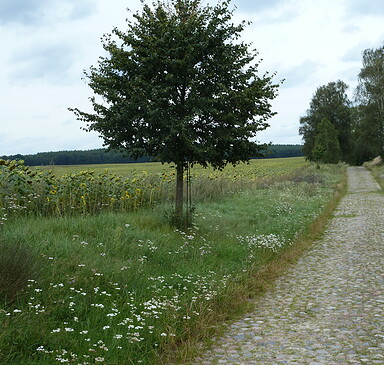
[192,167,384,364]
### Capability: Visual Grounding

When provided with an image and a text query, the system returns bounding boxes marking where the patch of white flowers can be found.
[238,234,287,252]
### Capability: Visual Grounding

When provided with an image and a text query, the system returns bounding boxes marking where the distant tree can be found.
[311,118,341,165]
[350,104,382,164]
[69,0,279,224]
[354,44,384,158]
[299,80,352,163]
[265,144,303,158]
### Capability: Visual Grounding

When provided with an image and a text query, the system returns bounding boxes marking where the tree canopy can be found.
[70,0,280,223]
[353,44,384,162]
[312,118,341,165]
[299,80,352,163]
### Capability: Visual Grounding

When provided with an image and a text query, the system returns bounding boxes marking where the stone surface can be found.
[191,167,384,364]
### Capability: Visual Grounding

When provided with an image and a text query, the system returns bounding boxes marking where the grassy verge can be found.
[0,163,345,364]
[364,163,384,189]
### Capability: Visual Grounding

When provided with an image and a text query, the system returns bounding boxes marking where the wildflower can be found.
[102,326,110,330]
[80,330,88,335]
[95,358,104,362]
[13,309,22,313]
[65,328,74,332]
[91,303,104,308]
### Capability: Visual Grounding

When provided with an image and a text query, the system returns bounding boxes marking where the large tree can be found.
[299,80,352,163]
[70,0,279,223]
[312,118,341,165]
[354,44,384,158]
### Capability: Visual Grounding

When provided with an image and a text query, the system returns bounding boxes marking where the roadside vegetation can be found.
[0,158,345,364]
[363,157,384,189]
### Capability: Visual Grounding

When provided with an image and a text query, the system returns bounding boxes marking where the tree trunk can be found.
[175,163,184,220]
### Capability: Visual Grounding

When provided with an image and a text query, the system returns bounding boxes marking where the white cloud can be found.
[0,0,96,26]
[0,0,383,155]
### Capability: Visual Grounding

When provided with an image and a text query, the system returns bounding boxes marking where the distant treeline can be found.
[2,145,303,166]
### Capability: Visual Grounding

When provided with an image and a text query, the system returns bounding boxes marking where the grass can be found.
[365,163,384,189]
[0,161,345,364]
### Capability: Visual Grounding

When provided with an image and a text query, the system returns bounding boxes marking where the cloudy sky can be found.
[1,0,383,156]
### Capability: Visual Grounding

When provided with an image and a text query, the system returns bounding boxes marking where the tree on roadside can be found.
[354,44,384,159]
[69,0,280,225]
[311,118,341,166]
[299,80,352,163]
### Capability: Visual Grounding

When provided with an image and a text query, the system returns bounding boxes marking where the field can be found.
[0,158,345,364]
[34,157,306,178]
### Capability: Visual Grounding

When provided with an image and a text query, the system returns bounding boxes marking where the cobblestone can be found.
[192,167,384,364]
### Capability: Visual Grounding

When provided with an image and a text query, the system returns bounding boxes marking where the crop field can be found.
[35,157,306,178]
[0,157,344,364]
[1,157,306,221]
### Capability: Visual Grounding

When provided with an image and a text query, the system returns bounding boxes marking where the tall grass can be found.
[0,163,344,364]
[364,162,384,189]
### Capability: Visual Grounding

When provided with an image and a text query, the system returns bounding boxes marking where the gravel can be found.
[192,167,384,364]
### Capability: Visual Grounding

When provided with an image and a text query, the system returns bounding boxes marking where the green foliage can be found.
[265,144,303,158]
[1,145,303,166]
[312,118,341,164]
[353,44,384,162]
[70,0,279,167]
[0,149,152,166]
[69,0,280,221]
[299,80,352,163]
[0,163,343,364]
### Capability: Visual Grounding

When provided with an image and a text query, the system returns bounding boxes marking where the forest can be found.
[1,144,303,166]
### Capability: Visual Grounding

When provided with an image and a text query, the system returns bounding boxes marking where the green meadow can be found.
[0,158,345,364]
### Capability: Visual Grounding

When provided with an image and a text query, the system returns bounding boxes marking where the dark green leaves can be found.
[70,0,279,167]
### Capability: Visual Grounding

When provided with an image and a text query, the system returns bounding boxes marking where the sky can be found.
[0,0,383,156]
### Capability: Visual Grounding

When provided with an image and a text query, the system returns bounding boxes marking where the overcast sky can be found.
[1,0,383,156]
